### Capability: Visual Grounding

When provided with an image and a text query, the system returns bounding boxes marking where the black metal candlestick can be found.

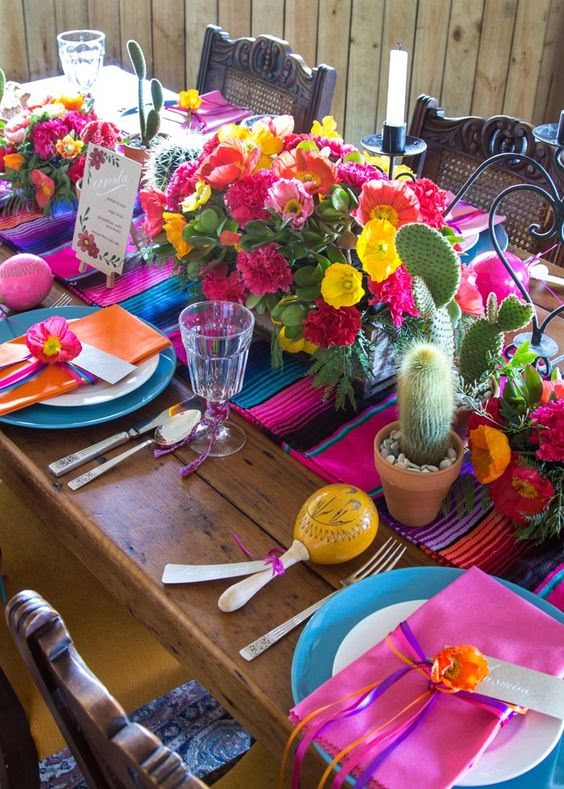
[361,122,427,180]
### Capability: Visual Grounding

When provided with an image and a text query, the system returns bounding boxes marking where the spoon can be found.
[218,484,379,612]
[67,409,201,490]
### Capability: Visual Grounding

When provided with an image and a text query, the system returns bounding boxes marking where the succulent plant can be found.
[395,223,462,359]
[459,293,534,384]
[127,40,163,148]
[144,133,205,191]
[398,342,456,466]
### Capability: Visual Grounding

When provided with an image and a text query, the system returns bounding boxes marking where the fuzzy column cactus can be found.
[127,40,163,148]
[398,342,456,466]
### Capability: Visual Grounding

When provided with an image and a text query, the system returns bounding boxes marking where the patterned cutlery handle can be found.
[239,591,336,661]
[67,439,152,490]
[49,431,131,476]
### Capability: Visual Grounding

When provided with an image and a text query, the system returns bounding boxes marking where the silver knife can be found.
[48,396,197,477]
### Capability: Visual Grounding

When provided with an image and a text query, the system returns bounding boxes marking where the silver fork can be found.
[239,536,407,661]
[44,292,73,308]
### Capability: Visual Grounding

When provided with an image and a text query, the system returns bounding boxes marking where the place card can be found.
[72,143,142,286]
[72,342,137,384]
[478,654,564,719]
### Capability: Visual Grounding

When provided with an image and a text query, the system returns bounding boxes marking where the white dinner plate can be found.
[332,600,563,787]
[40,353,160,407]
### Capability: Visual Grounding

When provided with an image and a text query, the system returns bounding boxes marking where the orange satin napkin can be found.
[0,305,171,416]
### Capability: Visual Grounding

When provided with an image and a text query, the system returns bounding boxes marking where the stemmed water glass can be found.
[57,30,105,96]
[179,301,255,457]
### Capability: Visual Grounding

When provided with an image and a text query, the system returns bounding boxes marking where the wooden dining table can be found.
[1,70,563,783]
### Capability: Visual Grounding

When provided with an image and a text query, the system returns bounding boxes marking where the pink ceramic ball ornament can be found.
[469,251,530,306]
[0,254,54,312]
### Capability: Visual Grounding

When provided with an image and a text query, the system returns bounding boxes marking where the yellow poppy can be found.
[162,212,192,259]
[55,135,84,160]
[57,94,84,111]
[181,180,212,213]
[356,218,401,282]
[310,115,341,139]
[218,123,250,143]
[178,89,202,111]
[249,125,284,169]
[321,263,364,308]
[278,327,318,355]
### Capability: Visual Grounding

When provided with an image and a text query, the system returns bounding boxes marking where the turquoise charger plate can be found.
[0,306,177,428]
[291,566,563,789]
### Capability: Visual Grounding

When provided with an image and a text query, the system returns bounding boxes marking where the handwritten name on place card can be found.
[72,144,142,277]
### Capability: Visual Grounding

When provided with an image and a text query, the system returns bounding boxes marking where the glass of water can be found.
[57,30,105,96]
[179,301,255,457]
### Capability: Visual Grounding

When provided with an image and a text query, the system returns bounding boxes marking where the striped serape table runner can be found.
[0,201,561,608]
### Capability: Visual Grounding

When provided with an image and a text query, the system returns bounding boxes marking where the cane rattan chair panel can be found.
[196,25,336,133]
[408,95,563,267]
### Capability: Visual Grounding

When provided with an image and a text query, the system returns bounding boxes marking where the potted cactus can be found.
[374,342,464,527]
[122,40,163,164]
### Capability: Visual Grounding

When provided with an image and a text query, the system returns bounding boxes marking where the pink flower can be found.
[236,244,293,295]
[81,120,122,148]
[253,115,295,138]
[265,178,314,228]
[336,161,387,189]
[77,230,99,258]
[367,266,419,327]
[3,111,32,144]
[30,118,68,159]
[225,170,276,225]
[63,109,92,136]
[139,188,167,238]
[530,400,564,462]
[202,264,248,303]
[541,379,564,403]
[408,178,450,229]
[455,267,485,317]
[67,155,86,184]
[165,161,199,211]
[30,169,55,209]
[25,316,82,364]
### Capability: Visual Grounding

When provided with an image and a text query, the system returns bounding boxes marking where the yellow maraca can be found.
[218,484,378,612]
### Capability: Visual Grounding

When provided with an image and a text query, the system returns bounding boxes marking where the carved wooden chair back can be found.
[0,666,39,788]
[6,590,207,789]
[408,95,563,267]
[196,25,337,133]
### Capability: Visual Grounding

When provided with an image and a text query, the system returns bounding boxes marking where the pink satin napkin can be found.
[289,567,564,789]
[171,90,252,132]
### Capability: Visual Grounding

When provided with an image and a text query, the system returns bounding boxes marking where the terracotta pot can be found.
[120,142,151,166]
[374,421,464,528]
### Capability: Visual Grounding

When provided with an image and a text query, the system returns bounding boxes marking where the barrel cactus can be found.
[459,293,534,384]
[127,40,163,148]
[395,223,461,358]
[145,133,205,191]
[398,342,456,466]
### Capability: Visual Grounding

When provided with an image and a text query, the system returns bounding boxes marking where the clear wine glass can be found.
[179,301,255,457]
[57,30,105,96]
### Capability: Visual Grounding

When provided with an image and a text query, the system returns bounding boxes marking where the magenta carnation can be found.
[337,161,387,190]
[31,118,68,159]
[225,171,277,225]
[303,299,361,348]
[165,161,199,210]
[367,265,419,328]
[530,400,564,462]
[81,120,122,148]
[63,110,92,136]
[67,155,86,184]
[408,178,450,229]
[201,264,248,303]
[236,244,293,295]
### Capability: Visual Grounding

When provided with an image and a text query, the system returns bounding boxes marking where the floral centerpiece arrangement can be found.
[467,342,563,543]
[0,92,122,212]
[138,115,523,406]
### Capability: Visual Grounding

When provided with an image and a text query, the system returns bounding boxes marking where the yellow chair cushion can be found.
[213,743,279,788]
[0,480,188,759]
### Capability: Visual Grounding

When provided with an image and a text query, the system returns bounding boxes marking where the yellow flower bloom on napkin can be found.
[431,645,489,693]
[356,218,401,282]
[310,115,341,140]
[178,89,202,111]
[162,212,193,259]
[321,263,364,308]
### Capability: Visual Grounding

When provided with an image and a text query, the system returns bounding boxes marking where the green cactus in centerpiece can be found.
[145,134,205,191]
[459,293,534,384]
[395,223,461,358]
[0,68,5,108]
[398,342,456,466]
[127,40,163,148]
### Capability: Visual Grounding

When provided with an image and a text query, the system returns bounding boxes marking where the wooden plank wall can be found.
[1,0,562,144]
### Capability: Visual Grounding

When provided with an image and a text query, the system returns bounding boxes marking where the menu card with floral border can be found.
[72,143,142,284]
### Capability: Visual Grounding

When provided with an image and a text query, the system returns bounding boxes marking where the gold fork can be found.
[239,536,407,661]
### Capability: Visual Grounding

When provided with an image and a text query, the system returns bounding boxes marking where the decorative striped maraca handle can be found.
[217,540,309,612]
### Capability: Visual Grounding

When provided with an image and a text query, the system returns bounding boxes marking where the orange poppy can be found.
[353,179,420,227]
[431,645,489,692]
[198,138,261,189]
[272,147,337,195]
[469,424,511,484]
[3,153,25,171]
